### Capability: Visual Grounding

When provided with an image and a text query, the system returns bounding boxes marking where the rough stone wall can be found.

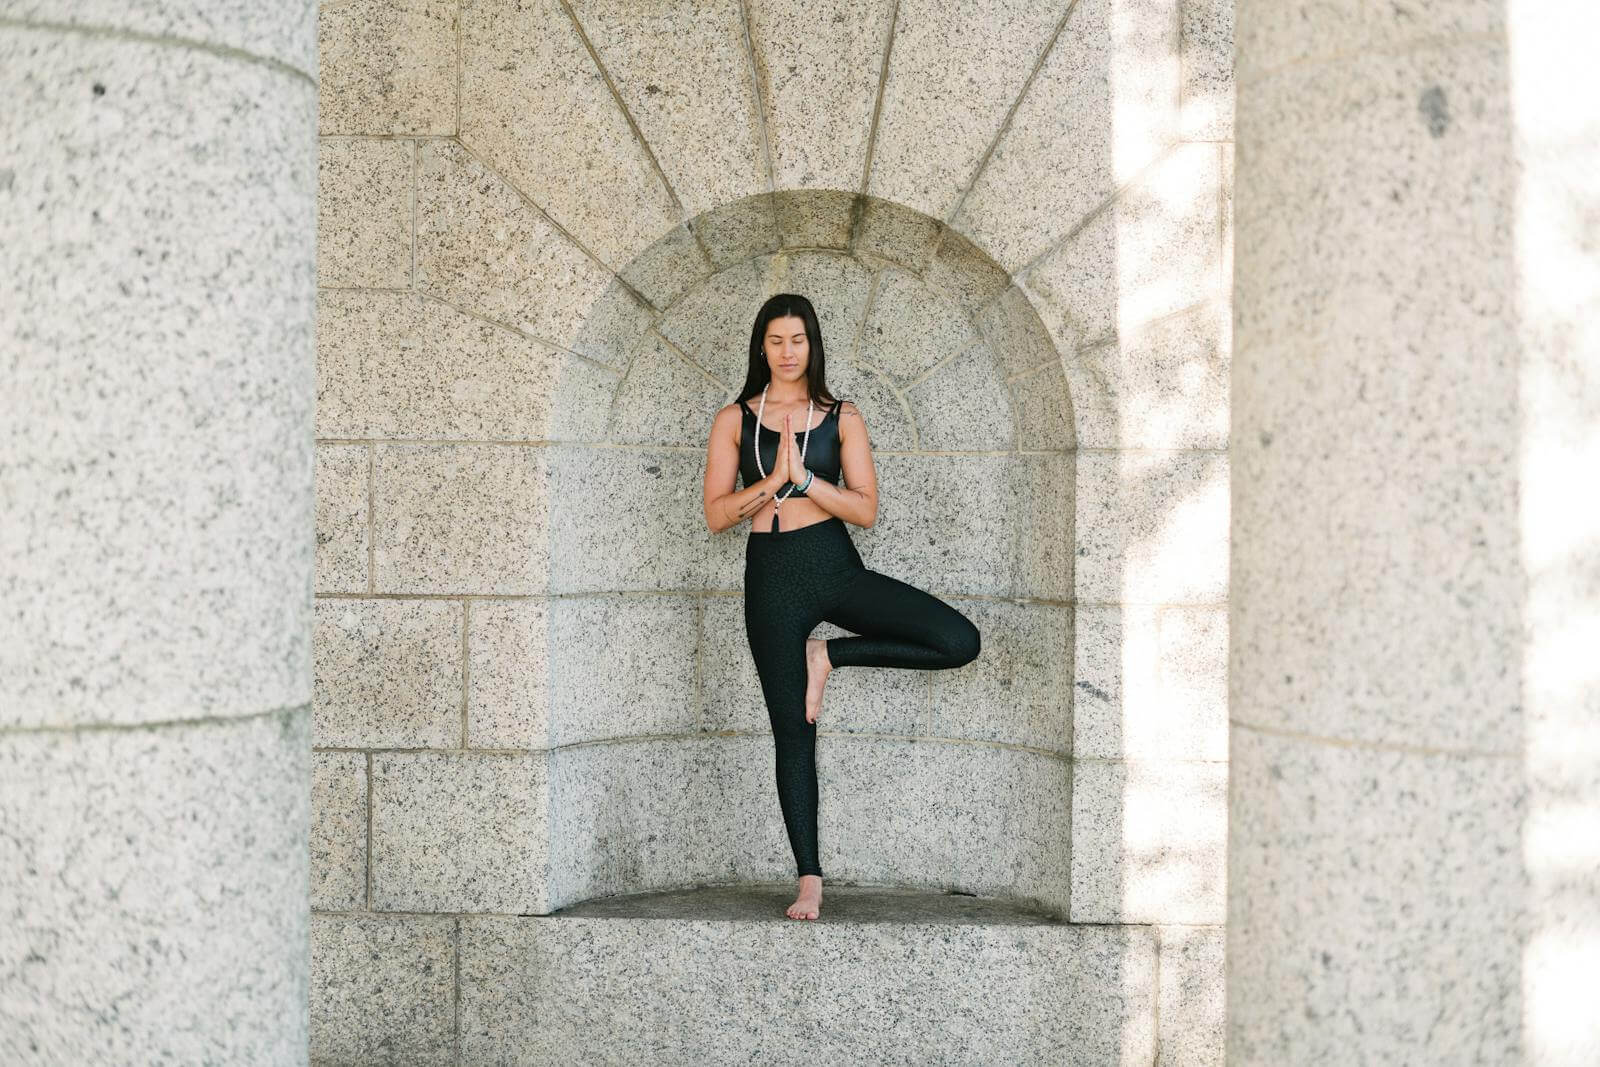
[308,0,1232,1059]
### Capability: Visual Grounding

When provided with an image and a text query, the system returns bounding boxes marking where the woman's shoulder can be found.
[833,398,864,446]
[712,401,747,443]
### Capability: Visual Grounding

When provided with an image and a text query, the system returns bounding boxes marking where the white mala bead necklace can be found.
[752,383,812,532]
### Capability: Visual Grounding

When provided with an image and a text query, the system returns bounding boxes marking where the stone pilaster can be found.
[0,5,317,1060]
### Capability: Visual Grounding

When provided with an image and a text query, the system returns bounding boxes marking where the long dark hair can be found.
[735,293,838,407]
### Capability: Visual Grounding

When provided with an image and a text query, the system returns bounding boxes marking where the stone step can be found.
[458,884,1157,1065]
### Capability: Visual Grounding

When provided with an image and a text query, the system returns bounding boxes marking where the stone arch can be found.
[540,189,1076,912]
[308,8,1236,1053]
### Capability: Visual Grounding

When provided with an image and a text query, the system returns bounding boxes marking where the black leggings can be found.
[743,516,981,878]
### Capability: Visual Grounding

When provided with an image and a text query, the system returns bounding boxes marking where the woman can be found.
[701,292,983,921]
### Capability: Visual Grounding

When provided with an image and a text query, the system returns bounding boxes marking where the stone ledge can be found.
[548,882,1065,924]
[457,886,1156,1064]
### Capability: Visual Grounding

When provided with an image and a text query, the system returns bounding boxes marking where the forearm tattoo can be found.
[735,489,768,518]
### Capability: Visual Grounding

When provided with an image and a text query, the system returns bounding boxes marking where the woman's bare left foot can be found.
[786,874,822,919]
[804,638,832,724]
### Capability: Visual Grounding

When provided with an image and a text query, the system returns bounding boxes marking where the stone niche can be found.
[534,190,1076,913]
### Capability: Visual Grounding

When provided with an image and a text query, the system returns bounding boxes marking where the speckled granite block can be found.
[311,750,368,911]
[1073,448,1227,605]
[310,915,456,1066]
[861,452,1068,600]
[686,192,783,270]
[1020,140,1221,348]
[313,598,463,748]
[975,284,1065,380]
[856,264,979,382]
[697,594,768,733]
[1009,358,1075,451]
[859,454,1013,597]
[543,726,1077,909]
[1158,923,1226,1067]
[547,594,700,744]
[1235,45,1513,365]
[466,599,551,750]
[748,0,890,192]
[1232,41,1520,753]
[1,29,316,729]
[1008,450,1075,601]
[372,443,551,595]
[866,0,1067,221]
[697,734,801,882]
[0,0,318,71]
[1180,0,1233,141]
[1074,602,1227,761]
[1234,0,1361,85]
[903,340,1013,451]
[1228,726,1523,1063]
[929,599,1072,753]
[923,227,1014,318]
[1070,757,1226,923]
[318,290,618,442]
[655,256,767,382]
[756,250,876,357]
[956,0,1180,273]
[317,0,456,135]
[774,187,858,250]
[570,0,769,217]
[1060,351,1118,454]
[618,222,713,311]
[458,899,1155,1063]
[852,195,945,272]
[832,362,919,450]
[548,445,742,594]
[459,0,680,269]
[371,751,551,913]
[414,140,627,369]
[317,136,413,288]
[1073,298,1230,450]
[546,737,725,903]
[1220,141,1233,297]
[1233,0,1501,84]
[315,444,369,594]
[823,737,1071,910]
[544,735,798,899]
[609,331,729,447]
[569,280,659,374]
[0,708,310,1063]
[706,521,758,595]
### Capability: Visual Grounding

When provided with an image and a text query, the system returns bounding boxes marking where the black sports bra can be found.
[736,397,844,497]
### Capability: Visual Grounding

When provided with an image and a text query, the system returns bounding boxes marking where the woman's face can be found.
[764,314,809,382]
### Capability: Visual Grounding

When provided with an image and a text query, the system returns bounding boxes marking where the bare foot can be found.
[804,638,833,724]
[786,875,822,920]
